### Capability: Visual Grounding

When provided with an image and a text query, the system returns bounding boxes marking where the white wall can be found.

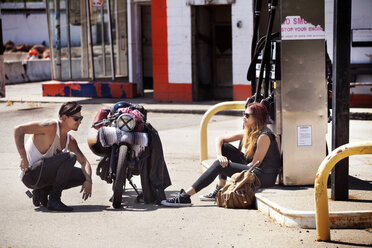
[325,0,372,98]
[167,0,253,86]
[324,0,334,59]
[232,0,253,86]
[1,2,101,47]
[351,0,372,64]
[2,13,49,46]
[167,0,192,84]
[325,0,372,64]
[352,0,372,28]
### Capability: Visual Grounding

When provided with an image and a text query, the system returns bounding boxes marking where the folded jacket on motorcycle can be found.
[98,126,148,156]
[138,123,172,204]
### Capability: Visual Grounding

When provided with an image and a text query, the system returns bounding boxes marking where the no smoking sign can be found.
[281,16,325,40]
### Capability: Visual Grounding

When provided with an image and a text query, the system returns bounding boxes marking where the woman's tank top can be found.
[256,127,281,174]
[25,120,70,167]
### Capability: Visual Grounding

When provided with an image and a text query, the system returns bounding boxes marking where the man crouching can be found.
[14,101,92,212]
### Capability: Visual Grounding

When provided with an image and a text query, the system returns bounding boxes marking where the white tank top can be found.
[25,120,70,167]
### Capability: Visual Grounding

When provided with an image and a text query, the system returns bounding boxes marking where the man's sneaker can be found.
[199,185,223,201]
[161,189,192,207]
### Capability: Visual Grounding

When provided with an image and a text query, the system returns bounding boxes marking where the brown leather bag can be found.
[216,161,261,209]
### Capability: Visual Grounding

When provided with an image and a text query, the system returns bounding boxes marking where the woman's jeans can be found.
[191,143,274,193]
[22,152,85,200]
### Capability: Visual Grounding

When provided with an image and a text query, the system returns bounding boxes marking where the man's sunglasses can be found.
[70,115,84,122]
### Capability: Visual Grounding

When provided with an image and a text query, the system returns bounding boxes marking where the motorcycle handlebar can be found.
[92,112,120,127]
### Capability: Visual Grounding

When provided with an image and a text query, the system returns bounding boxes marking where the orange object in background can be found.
[27,48,38,60]
[43,49,50,59]
[28,48,38,56]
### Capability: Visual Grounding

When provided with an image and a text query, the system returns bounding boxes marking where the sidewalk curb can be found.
[202,161,372,229]
[255,193,372,229]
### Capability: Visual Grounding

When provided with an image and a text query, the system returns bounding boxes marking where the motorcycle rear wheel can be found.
[112,145,128,209]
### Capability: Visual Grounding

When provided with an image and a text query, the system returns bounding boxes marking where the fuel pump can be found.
[246,0,328,186]
[246,0,280,131]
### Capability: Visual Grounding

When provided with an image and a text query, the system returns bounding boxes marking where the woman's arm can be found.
[215,132,243,168]
[248,134,271,167]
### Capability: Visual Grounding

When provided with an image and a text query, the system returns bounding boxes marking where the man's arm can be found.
[68,136,92,200]
[14,121,55,169]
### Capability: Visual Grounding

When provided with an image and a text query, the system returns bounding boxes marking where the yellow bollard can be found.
[199,101,245,163]
[314,141,372,241]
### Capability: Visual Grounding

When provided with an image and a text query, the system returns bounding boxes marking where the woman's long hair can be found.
[241,103,268,159]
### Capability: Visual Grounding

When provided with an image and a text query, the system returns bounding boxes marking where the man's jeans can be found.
[22,152,85,200]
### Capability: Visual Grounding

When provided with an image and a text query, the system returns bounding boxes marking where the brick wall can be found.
[232,0,254,100]
[167,0,192,102]
[152,0,253,102]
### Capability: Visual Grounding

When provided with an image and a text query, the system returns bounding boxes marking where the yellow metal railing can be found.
[199,101,245,163]
[314,141,372,241]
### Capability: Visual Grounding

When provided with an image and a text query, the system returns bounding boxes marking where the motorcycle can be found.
[88,101,158,208]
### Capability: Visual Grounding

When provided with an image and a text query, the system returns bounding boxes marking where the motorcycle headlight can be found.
[116,113,136,132]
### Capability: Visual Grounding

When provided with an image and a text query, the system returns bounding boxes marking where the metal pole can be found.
[114,0,119,75]
[0,16,5,98]
[107,0,116,80]
[46,0,56,80]
[66,0,72,79]
[55,0,62,80]
[100,5,106,76]
[315,142,372,241]
[80,0,88,78]
[331,0,352,201]
[86,0,95,80]
[200,101,246,163]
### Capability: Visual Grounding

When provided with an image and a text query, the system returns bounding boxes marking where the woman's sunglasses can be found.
[243,113,250,119]
[70,115,84,122]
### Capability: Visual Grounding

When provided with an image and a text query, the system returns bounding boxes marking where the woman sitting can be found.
[161,102,281,207]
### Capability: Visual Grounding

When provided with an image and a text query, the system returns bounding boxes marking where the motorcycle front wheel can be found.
[112,145,128,209]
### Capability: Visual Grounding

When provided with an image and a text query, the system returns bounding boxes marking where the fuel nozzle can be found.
[260,92,274,110]
[260,92,275,123]
[245,93,263,109]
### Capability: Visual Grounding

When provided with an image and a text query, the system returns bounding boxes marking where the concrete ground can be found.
[0,82,371,247]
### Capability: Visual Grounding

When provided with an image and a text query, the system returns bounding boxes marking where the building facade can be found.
[149,0,253,102]
[135,0,372,104]
[2,0,372,105]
